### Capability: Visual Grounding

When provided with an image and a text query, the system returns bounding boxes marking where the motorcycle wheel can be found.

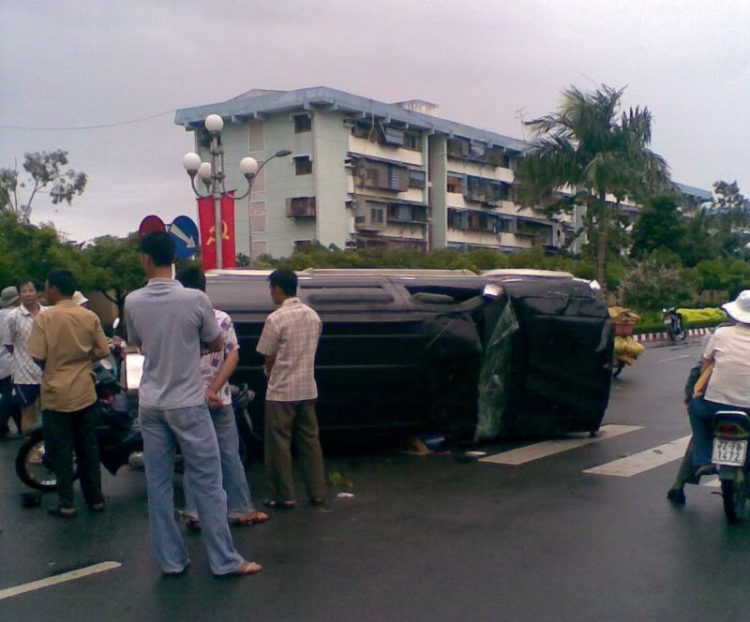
[721,479,747,522]
[15,437,77,492]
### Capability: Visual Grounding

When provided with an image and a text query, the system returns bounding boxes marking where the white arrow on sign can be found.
[169,223,197,248]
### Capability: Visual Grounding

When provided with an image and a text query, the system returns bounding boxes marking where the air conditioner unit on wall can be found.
[285,197,316,218]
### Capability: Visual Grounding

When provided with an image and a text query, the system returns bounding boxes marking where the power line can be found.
[0,109,176,131]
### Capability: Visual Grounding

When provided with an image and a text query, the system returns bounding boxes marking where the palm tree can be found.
[516,85,671,290]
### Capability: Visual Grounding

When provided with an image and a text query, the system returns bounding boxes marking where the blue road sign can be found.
[168,215,199,260]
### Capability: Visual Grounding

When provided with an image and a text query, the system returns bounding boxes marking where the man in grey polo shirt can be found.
[124,232,260,578]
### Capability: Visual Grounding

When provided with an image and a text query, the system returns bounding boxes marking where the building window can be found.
[404,132,421,151]
[294,240,314,251]
[371,207,384,225]
[250,201,266,233]
[447,175,463,193]
[294,156,313,175]
[294,114,312,134]
[248,120,265,152]
[408,170,426,189]
[448,209,468,231]
[252,240,268,260]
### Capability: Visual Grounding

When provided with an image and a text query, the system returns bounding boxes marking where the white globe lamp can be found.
[240,157,259,177]
[197,162,212,180]
[205,114,224,134]
[182,152,202,174]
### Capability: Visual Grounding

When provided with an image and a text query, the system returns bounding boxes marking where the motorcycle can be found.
[711,409,750,522]
[15,357,141,492]
[662,308,687,343]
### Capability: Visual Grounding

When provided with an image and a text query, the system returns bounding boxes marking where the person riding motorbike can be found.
[668,291,750,504]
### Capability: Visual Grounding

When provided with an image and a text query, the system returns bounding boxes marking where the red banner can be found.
[221,192,237,269]
[197,192,236,271]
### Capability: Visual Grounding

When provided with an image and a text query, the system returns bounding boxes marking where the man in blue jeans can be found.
[124,232,260,578]
[687,290,750,474]
[176,265,268,529]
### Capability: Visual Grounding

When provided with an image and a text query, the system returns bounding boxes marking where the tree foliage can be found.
[630,195,687,260]
[0,150,87,221]
[515,84,672,290]
[81,235,144,316]
[621,257,696,312]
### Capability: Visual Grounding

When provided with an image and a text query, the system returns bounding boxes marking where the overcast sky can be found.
[2,0,749,242]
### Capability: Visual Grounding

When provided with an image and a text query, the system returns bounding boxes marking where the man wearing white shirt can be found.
[688,290,750,471]
[0,286,21,439]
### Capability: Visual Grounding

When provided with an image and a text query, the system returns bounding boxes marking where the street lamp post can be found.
[182,113,291,269]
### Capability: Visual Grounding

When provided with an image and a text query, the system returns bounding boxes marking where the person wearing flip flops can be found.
[176,266,269,530]
[125,233,260,578]
[257,269,326,510]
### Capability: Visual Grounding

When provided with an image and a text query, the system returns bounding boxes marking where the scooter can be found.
[711,410,750,522]
[662,308,687,343]
[15,360,141,492]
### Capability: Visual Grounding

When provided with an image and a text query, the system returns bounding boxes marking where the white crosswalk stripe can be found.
[584,436,692,478]
[479,424,642,466]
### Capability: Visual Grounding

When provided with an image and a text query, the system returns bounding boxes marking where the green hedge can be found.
[634,308,727,334]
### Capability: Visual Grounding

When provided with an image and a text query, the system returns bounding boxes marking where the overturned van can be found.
[206,268,614,441]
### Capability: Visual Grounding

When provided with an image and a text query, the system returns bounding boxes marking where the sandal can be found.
[216,561,263,578]
[48,507,78,519]
[264,500,296,510]
[231,511,270,526]
[184,516,201,532]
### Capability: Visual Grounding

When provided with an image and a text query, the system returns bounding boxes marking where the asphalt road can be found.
[2,338,749,621]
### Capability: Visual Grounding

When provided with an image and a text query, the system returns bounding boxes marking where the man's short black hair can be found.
[269,269,298,296]
[18,277,41,292]
[176,264,206,292]
[140,232,175,267]
[47,269,77,297]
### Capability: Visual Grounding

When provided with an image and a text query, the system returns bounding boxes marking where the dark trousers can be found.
[0,376,21,434]
[265,400,325,501]
[43,405,104,509]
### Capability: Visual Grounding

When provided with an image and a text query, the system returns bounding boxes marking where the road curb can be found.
[634,327,713,343]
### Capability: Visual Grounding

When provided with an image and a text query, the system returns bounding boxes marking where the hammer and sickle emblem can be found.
[206,221,230,246]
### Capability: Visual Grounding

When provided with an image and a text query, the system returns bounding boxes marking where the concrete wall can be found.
[348,136,424,167]
[314,111,356,250]
[446,158,514,184]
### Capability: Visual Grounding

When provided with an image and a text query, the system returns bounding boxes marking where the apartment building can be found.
[174,87,711,260]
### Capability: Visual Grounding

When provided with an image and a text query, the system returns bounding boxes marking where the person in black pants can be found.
[28,270,110,518]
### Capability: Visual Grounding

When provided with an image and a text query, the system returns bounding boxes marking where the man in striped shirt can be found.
[257,269,325,509]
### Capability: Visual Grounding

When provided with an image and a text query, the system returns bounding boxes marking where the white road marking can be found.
[658,355,693,362]
[704,477,721,488]
[584,436,691,477]
[0,561,121,601]
[480,424,642,466]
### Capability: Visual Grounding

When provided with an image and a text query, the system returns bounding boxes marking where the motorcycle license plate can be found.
[712,439,748,466]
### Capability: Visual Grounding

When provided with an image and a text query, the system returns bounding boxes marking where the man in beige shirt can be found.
[257,269,325,509]
[29,269,110,518]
